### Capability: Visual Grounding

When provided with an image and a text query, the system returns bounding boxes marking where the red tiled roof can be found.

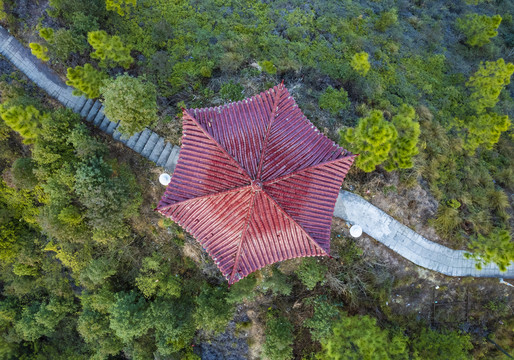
[157,83,355,284]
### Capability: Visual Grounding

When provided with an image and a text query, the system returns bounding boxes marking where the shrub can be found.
[263,312,294,360]
[219,81,245,102]
[29,43,49,62]
[303,297,340,341]
[319,86,350,115]
[412,328,473,360]
[193,285,234,334]
[260,268,292,296]
[66,64,108,99]
[226,274,257,304]
[375,9,398,32]
[87,30,133,69]
[109,291,151,342]
[11,158,37,190]
[350,52,371,76]
[106,0,136,16]
[384,104,420,170]
[259,60,277,75]
[295,257,327,290]
[456,14,501,47]
[39,28,55,43]
[135,253,182,299]
[465,229,514,272]
[340,110,398,172]
[100,74,158,136]
[0,105,45,144]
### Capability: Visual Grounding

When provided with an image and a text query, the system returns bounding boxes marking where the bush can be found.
[106,0,136,16]
[135,253,182,299]
[220,81,245,102]
[259,60,277,75]
[384,105,420,170]
[100,74,158,136]
[350,52,371,76]
[319,86,350,115]
[109,291,151,342]
[456,14,502,47]
[29,43,49,62]
[193,285,234,334]
[375,9,398,32]
[11,158,37,190]
[0,105,45,144]
[465,229,514,272]
[87,30,133,69]
[295,257,327,290]
[340,110,398,172]
[66,64,108,99]
[263,312,294,360]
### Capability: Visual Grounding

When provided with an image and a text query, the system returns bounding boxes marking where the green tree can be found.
[412,328,473,360]
[87,30,133,69]
[260,268,292,296]
[319,86,350,115]
[375,9,398,32]
[109,291,151,342]
[226,274,257,304]
[340,110,398,172]
[466,59,514,113]
[461,112,510,151]
[0,105,45,144]
[351,52,370,76]
[66,64,108,99]
[263,312,294,360]
[303,297,340,342]
[456,14,501,47]
[465,228,514,272]
[193,284,234,334]
[295,257,327,290]
[259,60,277,75]
[100,74,158,136]
[106,0,136,16]
[10,158,37,190]
[317,313,408,360]
[135,253,182,299]
[384,105,420,171]
[29,43,49,62]
[39,27,55,43]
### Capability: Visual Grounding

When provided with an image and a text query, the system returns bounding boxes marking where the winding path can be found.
[0,26,512,279]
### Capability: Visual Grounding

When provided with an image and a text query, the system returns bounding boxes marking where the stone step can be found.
[141,132,160,158]
[156,142,173,167]
[86,101,101,122]
[106,120,118,135]
[73,96,87,114]
[164,146,180,171]
[80,99,94,118]
[126,131,142,149]
[99,115,111,131]
[93,107,105,126]
[133,129,151,153]
[148,137,165,163]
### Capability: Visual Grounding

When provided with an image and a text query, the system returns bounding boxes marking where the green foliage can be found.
[295,257,327,290]
[259,60,277,75]
[411,328,473,360]
[0,105,44,144]
[319,86,350,115]
[10,158,37,190]
[39,28,55,43]
[461,112,510,151]
[317,312,408,360]
[303,297,340,342]
[263,312,294,360]
[465,229,514,272]
[226,274,257,304]
[66,64,108,99]
[109,291,151,342]
[340,110,398,172]
[135,253,182,299]
[106,0,136,16]
[466,59,514,113]
[52,29,88,60]
[220,81,245,102]
[260,267,292,296]
[87,30,133,69]
[456,14,501,47]
[384,105,420,171]
[193,284,234,334]
[375,9,398,32]
[79,257,117,289]
[351,52,371,76]
[100,74,158,136]
[29,43,49,62]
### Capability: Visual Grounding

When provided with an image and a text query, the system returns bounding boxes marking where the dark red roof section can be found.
[157,83,355,284]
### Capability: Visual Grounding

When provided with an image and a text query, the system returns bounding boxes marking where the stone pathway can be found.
[0,26,512,279]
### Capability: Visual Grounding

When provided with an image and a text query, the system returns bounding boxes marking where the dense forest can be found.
[0,0,513,358]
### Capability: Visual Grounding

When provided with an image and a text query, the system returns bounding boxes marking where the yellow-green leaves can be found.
[456,14,501,47]
[340,110,397,172]
[106,0,136,16]
[87,30,133,69]
[66,64,108,99]
[350,52,370,76]
[384,105,420,171]
[0,105,45,144]
[29,43,49,62]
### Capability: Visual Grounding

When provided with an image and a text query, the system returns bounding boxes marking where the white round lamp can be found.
[349,225,363,238]
[159,173,171,186]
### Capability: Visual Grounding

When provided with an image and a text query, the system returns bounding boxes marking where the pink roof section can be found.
[157,83,355,284]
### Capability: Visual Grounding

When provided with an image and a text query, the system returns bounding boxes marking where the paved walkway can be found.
[0,26,512,279]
